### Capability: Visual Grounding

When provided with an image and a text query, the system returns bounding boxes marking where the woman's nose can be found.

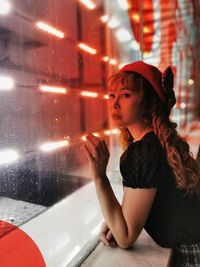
[113,98,120,109]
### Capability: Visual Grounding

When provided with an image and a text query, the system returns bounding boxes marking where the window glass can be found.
[0,0,199,229]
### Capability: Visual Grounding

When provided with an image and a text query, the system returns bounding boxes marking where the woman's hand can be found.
[82,133,110,180]
[100,221,117,247]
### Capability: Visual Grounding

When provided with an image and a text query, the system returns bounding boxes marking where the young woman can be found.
[82,61,200,266]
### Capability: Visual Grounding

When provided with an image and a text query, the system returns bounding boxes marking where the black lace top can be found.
[120,131,200,248]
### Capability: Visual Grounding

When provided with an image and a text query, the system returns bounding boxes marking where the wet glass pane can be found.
[0,0,105,225]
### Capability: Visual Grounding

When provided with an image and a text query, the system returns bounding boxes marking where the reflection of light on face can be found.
[0,149,19,165]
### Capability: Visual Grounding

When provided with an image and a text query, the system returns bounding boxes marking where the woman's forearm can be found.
[94,175,131,248]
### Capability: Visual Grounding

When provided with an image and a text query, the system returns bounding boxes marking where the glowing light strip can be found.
[79,0,96,10]
[143,27,150,33]
[0,0,11,15]
[109,59,118,65]
[92,132,99,137]
[40,140,69,152]
[104,130,112,136]
[111,128,120,134]
[0,149,19,165]
[80,91,98,98]
[132,13,140,22]
[82,132,99,141]
[39,85,67,94]
[36,21,65,38]
[102,56,109,62]
[101,15,109,23]
[188,79,194,85]
[104,94,109,99]
[0,75,15,90]
[82,135,87,141]
[78,43,97,55]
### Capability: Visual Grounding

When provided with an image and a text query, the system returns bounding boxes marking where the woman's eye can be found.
[122,93,130,98]
[108,94,115,98]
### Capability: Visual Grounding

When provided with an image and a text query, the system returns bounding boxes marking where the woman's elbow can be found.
[117,238,135,249]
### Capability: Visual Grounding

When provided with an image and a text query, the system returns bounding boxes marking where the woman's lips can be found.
[112,115,121,120]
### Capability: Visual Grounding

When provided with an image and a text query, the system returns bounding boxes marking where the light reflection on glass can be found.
[40,141,69,152]
[36,22,65,38]
[39,85,67,94]
[78,43,97,55]
[0,149,19,165]
[0,76,15,90]
[0,0,12,15]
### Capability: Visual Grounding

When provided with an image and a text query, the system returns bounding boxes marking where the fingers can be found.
[100,140,110,156]
[100,221,108,231]
[100,231,110,246]
[100,222,109,246]
[100,230,117,247]
[82,143,95,162]
[100,222,117,247]
[86,133,106,152]
[106,230,113,241]
[84,134,108,160]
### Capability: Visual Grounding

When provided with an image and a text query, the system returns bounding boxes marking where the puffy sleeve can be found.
[120,139,165,188]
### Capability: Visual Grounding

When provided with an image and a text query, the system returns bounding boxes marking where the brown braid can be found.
[152,114,200,195]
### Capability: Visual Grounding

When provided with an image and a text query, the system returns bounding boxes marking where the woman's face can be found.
[107,76,143,128]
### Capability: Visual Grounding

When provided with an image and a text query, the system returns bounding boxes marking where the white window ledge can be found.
[80,230,171,267]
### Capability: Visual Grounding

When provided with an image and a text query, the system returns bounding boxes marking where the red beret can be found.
[119,61,167,103]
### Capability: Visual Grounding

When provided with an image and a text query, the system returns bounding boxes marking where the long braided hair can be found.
[107,71,200,196]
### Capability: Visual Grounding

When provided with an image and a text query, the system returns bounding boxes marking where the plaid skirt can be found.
[168,242,200,267]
